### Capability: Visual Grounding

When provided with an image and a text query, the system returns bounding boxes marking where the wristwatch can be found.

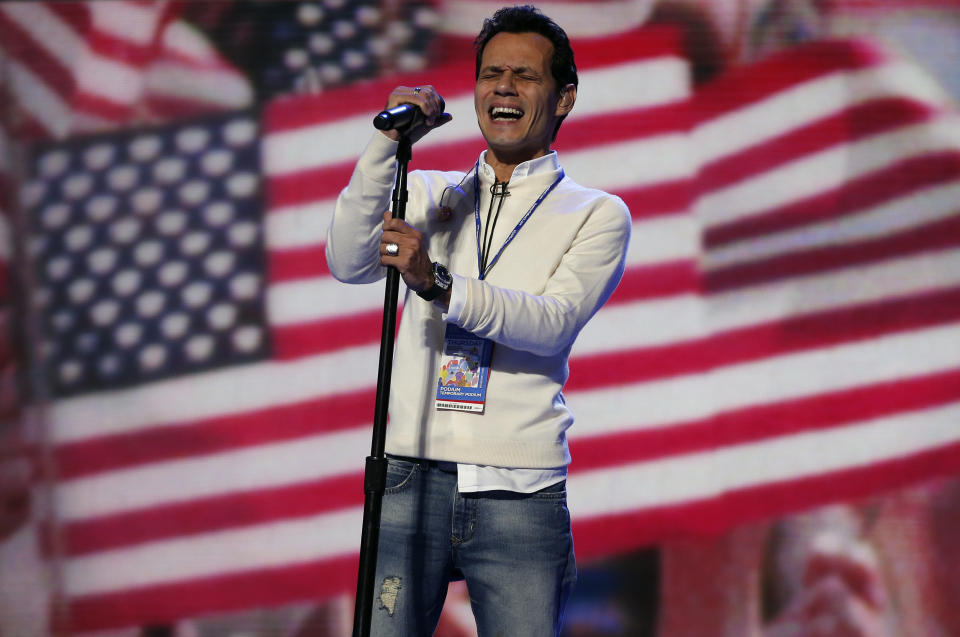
[417,262,452,301]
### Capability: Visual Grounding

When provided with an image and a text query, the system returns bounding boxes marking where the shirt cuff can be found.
[442,272,467,323]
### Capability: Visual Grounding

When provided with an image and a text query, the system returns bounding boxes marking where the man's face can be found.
[474,31,574,166]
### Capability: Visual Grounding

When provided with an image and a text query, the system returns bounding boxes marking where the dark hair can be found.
[474,5,578,139]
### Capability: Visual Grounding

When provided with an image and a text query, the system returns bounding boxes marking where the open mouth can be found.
[490,106,524,121]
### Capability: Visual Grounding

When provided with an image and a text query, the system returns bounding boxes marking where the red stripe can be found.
[570,368,960,470]
[618,179,694,219]
[269,260,697,362]
[8,112,50,141]
[262,27,683,134]
[60,371,960,557]
[46,1,90,31]
[269,244,330,282]
[62,473,362,556]
[267,163,355,211]
[265,181,694,288]
[273,310,384,359]
[696,39,888,122]
[86,29,158,69]
[72,90,136,125]
[607,259,699,304]
[705,215,960,292]
[573,440,960,560]
[144,93,240,120]
[65,555,358,632]
[0,10,75,101]
[55,388,374,479]
[266,101,691,210]
[697,97,942,195]
[568,285,960,391]
[56,286,960,480]
[437,25,684,71]
[0,263,8,303]
[58,441,960,630]
[557,100,691,151]
[705,152,960,248]
[265,62,476,132]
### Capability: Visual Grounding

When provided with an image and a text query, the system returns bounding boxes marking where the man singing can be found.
[326,5,631,635]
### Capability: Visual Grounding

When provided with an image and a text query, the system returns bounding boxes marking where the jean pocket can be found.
[384,458,419,492]
[530,479,566,500]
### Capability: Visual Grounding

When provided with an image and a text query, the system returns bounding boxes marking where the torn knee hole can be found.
[378,576,402,616]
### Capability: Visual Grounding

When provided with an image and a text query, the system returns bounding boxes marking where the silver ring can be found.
[414,86,421,94]
[385,242,399,256]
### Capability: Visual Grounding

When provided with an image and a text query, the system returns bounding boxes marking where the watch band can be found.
[417,262,451,301]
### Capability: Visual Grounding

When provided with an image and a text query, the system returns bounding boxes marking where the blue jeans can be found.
[370,457,577,636]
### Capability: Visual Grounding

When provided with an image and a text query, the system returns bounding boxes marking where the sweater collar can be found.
[477,150,560,183]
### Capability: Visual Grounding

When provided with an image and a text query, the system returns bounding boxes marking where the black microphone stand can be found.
[352,131,413,637]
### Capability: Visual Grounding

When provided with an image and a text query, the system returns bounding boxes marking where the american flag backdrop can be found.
[2,0,960,633]
[0,1,252,139]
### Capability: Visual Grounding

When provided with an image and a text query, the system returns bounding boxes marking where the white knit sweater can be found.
[326,133,631,468]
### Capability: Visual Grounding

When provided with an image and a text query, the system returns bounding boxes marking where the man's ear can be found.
[556,83,577,115]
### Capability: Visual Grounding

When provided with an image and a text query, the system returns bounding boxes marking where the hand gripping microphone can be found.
[373,96,446,132]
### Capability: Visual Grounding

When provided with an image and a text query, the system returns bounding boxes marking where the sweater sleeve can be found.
[325,133,399,284]
[452,195,631,357]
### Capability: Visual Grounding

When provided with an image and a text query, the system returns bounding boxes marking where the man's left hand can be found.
[380,211,434,293]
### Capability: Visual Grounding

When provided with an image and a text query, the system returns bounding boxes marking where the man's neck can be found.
[486,147,550,182]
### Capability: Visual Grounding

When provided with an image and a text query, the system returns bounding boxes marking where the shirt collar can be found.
[477,150,560,182]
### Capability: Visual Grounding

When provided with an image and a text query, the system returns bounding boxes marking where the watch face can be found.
[434,263,452,289]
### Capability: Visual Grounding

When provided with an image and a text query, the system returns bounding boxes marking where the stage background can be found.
[1,1,959,635]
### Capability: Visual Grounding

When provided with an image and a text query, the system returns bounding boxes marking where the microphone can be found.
[373,96,446,131]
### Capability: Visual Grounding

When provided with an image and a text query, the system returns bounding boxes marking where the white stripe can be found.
[0,3,85,70]
[697,116,960,228]
[440,0,656,38]
[266,201,335,251]
[56,427,369,520]
[4,56,73,138]
[562,132,694,192]
[578,246,960,357]
[266,200,695,268]
[48,343,382,443]
[89,0,163,45]
[62,507,362,596]
[263,58,687,176]
[626,214,697,266]
[703,179,960,269]
[574,293,706,356]
[51,249,960,442]
[61,400,960,597]
[75,54,144,105]
[267,199,692,327]
[566,321,960,437]
[145,63,253,107]
[707,247,960,332]
[695,61,953,164]
[265,131,692,252]
[268,277,386,325]
[570,399,960,517]
[577,59,690,112]
[160,19,219,61]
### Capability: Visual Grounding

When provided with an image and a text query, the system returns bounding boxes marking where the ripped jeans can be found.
[370,456,577,637]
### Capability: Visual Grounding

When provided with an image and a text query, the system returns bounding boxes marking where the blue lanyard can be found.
[472,160,565,280]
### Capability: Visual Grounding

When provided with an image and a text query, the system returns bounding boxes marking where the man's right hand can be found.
[380,85,452,144]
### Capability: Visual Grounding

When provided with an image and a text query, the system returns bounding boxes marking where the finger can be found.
[385,86,429,110]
